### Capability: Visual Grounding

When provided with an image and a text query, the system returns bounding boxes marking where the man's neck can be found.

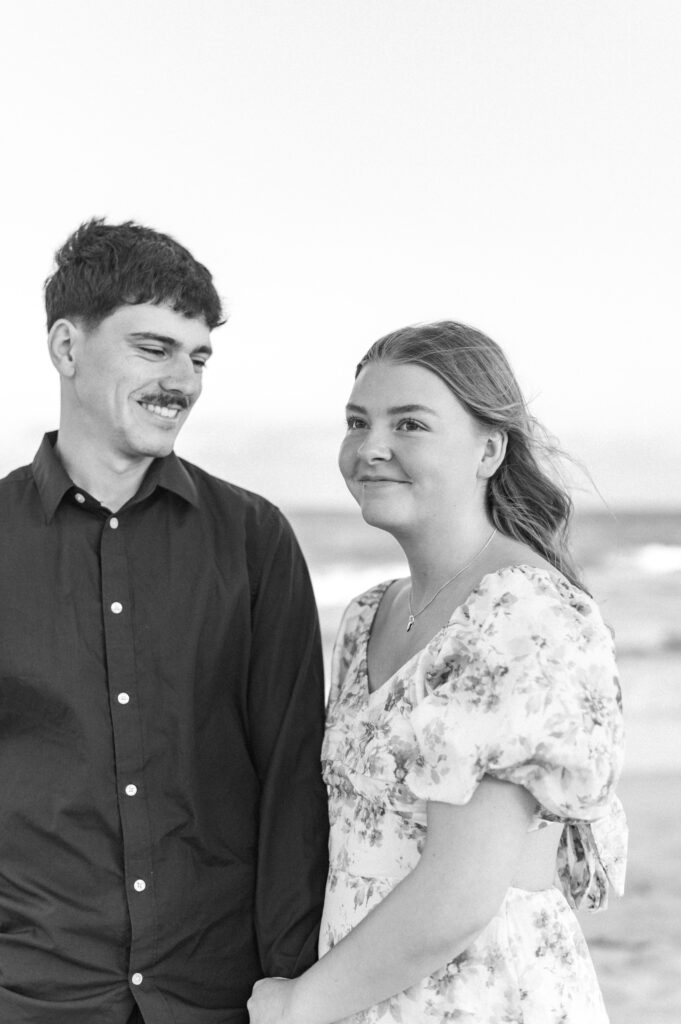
[55,433,154,513]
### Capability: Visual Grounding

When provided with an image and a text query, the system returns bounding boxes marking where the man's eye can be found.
[192,359,208,370]
[140,347,165,357]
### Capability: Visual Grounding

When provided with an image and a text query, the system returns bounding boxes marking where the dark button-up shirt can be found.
[0,433,329,1024]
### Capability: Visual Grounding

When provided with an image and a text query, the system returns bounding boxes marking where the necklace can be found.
[406,528,497,631]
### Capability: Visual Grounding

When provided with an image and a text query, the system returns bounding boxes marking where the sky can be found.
[1,0,679,510]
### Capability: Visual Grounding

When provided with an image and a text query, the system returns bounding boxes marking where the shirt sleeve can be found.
[404,567,626,908]
[246,508,329,978]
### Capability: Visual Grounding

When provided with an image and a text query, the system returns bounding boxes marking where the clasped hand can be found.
[247,976,299,1024]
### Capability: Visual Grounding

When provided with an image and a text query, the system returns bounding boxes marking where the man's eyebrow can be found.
[128,331,213,355]
[345,402,438,415]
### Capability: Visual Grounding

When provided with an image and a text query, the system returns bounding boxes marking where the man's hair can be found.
[44,218,225,330]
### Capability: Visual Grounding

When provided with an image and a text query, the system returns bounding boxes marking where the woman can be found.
[249,321,627,1024]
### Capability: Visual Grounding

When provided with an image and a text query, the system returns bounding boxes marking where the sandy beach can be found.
[581,771,681,1024]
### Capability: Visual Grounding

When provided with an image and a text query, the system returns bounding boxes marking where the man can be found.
[0,220,329,1024]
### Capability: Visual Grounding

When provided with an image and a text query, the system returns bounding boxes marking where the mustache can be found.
[138,392,191,410]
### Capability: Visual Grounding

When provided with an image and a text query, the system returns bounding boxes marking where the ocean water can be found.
[287,508,681,775]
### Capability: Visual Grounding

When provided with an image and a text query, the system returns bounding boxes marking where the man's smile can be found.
[138,401,182,420]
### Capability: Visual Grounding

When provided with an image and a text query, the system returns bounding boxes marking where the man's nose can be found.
[161,355,201,396]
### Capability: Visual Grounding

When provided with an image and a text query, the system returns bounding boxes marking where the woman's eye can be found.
[396,418,425,432]
[346,416,367,430]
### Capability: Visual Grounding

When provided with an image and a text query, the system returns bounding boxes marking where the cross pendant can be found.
[406,615,415,632]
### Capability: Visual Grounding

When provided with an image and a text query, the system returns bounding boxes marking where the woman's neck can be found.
[397,519,498,607]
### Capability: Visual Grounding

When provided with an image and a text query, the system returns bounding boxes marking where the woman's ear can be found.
[48,319,80,378]
[478,430,507,480]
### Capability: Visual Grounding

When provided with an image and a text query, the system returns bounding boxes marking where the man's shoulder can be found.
[0,461,34,497]
[177,456,284,531]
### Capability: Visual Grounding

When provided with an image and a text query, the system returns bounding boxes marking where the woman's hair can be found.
[357,320,585,590]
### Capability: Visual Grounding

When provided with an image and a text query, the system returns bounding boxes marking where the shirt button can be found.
[117,692,130,705]
[111,602,123,614]
[74,492,85,504]
[125,784,138,796]
[110,517,119,529]
[134,879,146,892]
[131,972,143,986]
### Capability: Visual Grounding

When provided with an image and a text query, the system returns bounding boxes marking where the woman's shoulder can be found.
[346,578,398,618]
[468,558,593,616]
[453,559,613,661]
[334,579,399,644]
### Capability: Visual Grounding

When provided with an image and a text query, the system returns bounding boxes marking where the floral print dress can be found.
[319,565,627,1024]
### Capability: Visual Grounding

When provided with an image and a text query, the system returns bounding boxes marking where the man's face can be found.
[64,302,212,462]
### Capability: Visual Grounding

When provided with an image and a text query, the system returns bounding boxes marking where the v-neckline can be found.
[362,579,452,698]
[362,563,569,697]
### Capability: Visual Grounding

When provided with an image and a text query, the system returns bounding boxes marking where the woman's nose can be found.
[358,429,392,462]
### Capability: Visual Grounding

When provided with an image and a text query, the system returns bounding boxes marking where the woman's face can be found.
[339,360,493,536]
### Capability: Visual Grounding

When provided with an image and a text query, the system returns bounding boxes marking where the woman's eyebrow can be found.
[345,402,437,415]
[386,404,437,415]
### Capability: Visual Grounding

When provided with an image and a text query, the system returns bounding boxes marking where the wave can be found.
[616,544,681,576]
[311,545,681,610]
[311,563,406,611]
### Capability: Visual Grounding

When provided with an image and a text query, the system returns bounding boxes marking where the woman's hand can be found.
[247,977,299,1024]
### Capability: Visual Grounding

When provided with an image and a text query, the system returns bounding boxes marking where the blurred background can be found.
[2,2,679,1020]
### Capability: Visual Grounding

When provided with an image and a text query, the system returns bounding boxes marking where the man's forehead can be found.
[113,301,207,328]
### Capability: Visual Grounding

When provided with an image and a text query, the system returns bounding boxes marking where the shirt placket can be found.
[99,508,158,999]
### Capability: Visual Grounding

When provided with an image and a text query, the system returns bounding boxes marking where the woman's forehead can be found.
[349,360,456,407]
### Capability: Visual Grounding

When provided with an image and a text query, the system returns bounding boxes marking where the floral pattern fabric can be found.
[320,564,627,1024]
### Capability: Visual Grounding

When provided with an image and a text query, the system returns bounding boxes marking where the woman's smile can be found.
[339,360,492,537]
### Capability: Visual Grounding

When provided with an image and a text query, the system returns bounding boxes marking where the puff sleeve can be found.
[405,566,627,910]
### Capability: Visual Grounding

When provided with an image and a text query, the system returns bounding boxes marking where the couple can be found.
[0,220,626,1024]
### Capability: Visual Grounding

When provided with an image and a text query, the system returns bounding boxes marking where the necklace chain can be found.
[406,528,497,632]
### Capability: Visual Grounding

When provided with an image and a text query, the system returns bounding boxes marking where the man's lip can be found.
[137,398,189,409]
[137,400,187,422]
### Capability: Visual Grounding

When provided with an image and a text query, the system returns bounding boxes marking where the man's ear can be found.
[478,429,507,480]
[48,319,81,379]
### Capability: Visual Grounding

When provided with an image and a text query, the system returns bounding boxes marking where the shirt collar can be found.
[138,450,200,508]
[32,432,199,522]
[32,432,76,522]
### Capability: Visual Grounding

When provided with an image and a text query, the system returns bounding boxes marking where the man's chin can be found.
[126,431,179,461]
[142,439,176,459]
